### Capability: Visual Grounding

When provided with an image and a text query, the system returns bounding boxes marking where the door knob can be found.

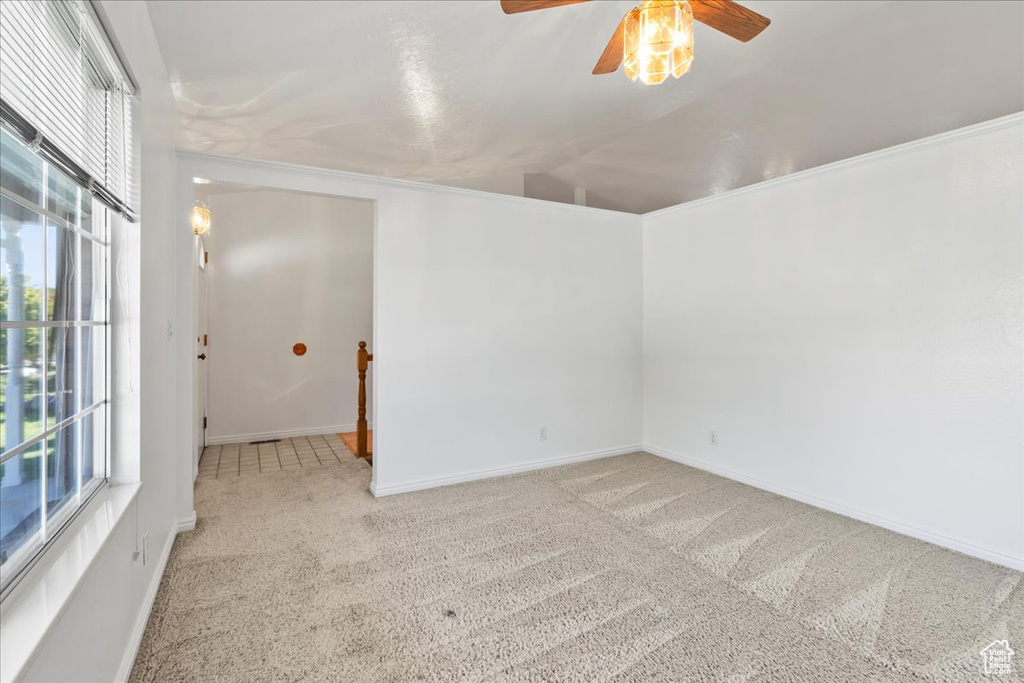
[197,353,207,360]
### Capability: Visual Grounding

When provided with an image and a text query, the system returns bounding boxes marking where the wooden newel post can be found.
[357,341,371,459]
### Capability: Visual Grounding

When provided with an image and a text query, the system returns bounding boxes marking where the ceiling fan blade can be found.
[691,0,770,42]
[592,13,628,75]
[500,0,592,14]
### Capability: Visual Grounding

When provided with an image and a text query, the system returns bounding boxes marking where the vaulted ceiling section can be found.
[148,0,1024,213]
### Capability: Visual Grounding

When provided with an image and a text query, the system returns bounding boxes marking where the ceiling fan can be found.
[500,0,770,85]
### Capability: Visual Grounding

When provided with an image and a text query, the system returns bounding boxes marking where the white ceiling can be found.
[148,0,1024,213]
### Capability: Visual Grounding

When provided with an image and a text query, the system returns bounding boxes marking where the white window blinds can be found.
[0,0,137,220]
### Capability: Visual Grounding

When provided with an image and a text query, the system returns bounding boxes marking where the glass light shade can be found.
[623,0,694,85]
[192,201,211,236]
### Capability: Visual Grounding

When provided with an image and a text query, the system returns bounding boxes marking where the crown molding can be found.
[177,111,1023,223]
[176,150,642,219]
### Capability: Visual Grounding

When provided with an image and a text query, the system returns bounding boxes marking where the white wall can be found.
[19,1,183,680]
[375,191,642,492]
[203,189,374,443]
[643,117,1024,569]
[176,153,644,497]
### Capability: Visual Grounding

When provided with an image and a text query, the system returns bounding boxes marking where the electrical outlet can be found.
[539,427,547,441]
[142,532,149,565]
[710,431,717,446]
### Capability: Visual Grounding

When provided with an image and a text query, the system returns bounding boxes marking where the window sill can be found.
[0,481,140,683]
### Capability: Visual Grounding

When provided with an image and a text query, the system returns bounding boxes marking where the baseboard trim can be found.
[175,511,197,533]
[644,444,1024,572]
[370,444,642,497]
[114,524,178,683]
[205,424,369,446]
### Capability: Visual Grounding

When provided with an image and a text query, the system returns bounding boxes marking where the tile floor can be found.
[197,433,355,479]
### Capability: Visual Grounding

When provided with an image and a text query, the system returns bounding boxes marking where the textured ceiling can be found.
[148,0,1024,213]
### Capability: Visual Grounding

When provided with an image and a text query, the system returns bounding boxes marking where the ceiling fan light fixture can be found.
[623,0,694,85]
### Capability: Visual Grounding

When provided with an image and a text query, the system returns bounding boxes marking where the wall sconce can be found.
[192,201,211,236]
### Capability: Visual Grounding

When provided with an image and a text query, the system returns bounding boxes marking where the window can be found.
[0,128,109,594]
[0,0,134,598]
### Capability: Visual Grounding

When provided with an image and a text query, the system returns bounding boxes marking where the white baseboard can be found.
[114,524,178,683]
[205,424,370,446]
[370,444,642,497]
[644,444,1024,572]
[176,511,197,533]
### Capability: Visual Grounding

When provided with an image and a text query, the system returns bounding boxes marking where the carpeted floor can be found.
[130,451,1023,682]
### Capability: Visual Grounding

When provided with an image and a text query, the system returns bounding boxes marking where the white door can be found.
[194,239,209,474]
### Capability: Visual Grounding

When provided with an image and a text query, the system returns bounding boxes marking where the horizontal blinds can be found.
[0,0,137,220]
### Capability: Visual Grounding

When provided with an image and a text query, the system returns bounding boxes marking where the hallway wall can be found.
[203,188,374,443]
[176,153,644,499]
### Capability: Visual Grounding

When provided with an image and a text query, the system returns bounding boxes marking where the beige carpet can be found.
[130,452,1023,682]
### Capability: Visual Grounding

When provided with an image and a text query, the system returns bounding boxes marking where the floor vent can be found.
[249,438,282,445]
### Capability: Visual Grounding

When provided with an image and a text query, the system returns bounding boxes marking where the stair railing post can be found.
[357,341,368,459]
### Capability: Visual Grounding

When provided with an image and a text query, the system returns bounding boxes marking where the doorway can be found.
[188,180,374,478]
[193,236,209,477]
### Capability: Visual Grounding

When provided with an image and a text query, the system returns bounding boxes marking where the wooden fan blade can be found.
[592,13,628,75]
[500,0,591,14]
[691,0,770,42]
